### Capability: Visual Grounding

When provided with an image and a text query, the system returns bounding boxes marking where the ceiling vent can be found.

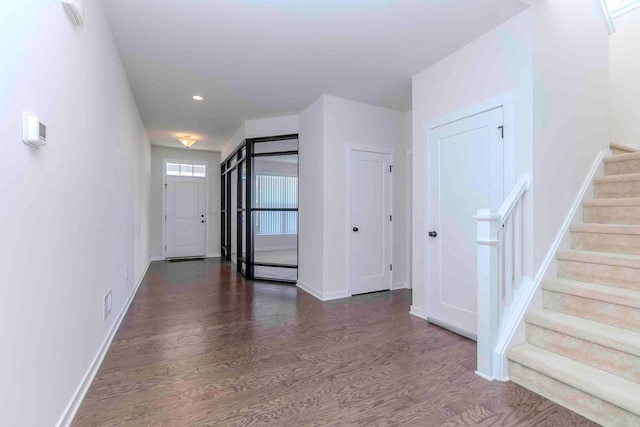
[62,0,83,26]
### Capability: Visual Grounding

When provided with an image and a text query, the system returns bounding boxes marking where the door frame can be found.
[346,145,394,297]
[162,158,210,260]
[422,92,515,324]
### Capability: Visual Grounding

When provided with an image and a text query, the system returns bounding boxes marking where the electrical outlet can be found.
[104,290,112,320]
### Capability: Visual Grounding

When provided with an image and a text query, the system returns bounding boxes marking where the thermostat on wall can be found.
[23,113,47,148]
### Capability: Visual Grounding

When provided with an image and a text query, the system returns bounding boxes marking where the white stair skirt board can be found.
[56,259,151,427]
[494,149,609,381]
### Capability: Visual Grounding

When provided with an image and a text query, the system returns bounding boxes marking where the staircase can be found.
[507,144,640,426]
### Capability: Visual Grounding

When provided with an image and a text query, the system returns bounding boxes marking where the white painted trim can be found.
[56,258,151,427]
[423,92,514,132]
[207,252,222,258]
[162,158,209,260]
[495,149,610,381]
[405,150,413,291]
[409,305,427,320]
[150,255,164,261]
[296,281,350,301]
[297,281,324,300]
[346,145,394,297]
[599,0,616,34]
[474,370,496,382]
[423,92,516,323]
[322,290,351,301]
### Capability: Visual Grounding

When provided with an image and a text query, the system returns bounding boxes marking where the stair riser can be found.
[558,259,640,291]
[605,159,640,176]
[583,205,640,225]
[571,231,640,256]
[509,361,640,426]
[542,290,640,331]
[594,181,640,198]
[526,323,640,383]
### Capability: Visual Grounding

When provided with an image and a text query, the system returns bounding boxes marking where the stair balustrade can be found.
[475,173,531,380]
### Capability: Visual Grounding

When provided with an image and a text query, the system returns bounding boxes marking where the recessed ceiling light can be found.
[192,95,203,101]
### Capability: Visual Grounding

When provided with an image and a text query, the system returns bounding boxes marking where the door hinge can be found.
[390,264,393,271]
[498,125,504,139]
[390,215,392,222]
[165,183,167,189]
[390,165,393,173]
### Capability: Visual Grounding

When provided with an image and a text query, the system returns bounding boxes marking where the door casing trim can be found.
[422,92,515,322]
[162,158,210,260]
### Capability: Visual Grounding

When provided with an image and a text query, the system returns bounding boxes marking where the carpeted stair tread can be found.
[526,309,640,357]
[557,249,640,268]
[507,344,640,416]
[571,223,640,235]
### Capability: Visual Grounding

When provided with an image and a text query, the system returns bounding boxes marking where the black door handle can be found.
[428,231,438,238]
[201,220,205,223]
[353,227,359,232]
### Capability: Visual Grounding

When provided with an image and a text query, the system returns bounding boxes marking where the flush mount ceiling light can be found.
[178,135,197,148]
[192,95,204,101]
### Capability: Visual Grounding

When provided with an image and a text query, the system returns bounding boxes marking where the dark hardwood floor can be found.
[72,258,596,426]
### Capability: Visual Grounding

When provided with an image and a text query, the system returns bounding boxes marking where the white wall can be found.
[610,8,640,146]
[245,114,299,139]
[220,114,299,161]
[0,1,151,426]
[220,124,245,160]
[411,10,534,314]
[394,111,412,289]
[531,0,609,269]
[149,147,221,259]
[298,97,325,295]
[410,0,609,316]
[322,96,404,296]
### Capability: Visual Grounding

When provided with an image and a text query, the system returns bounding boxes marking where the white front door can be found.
[165,176,207,258]
[426,107,504,338]
[350,150,392,295]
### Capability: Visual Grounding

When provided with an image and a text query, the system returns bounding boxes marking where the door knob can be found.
[353,227,359,232]
[201,220,205,223]
[428,231,438,238]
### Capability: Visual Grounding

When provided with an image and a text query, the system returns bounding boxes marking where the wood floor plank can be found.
[71,259,597,426]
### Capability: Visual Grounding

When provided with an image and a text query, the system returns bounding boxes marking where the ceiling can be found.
[101,0,527,151]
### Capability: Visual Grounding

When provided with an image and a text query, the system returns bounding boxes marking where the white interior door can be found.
[426,107,504,338]
[165,176,207,258]
[350,150,392,295]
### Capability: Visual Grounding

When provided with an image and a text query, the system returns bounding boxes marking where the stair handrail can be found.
[475,173,531,381]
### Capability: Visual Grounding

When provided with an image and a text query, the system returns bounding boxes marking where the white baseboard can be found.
[494,149,610,381]
[322,290,350,301]
[207,252,221,258]
[296,281,350,301]
[296,281,323,300]
[150,255,164,261]
[56,258,151,427]
[409,305,426,320]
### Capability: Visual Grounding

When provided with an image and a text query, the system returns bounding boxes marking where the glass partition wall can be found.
[220,135,298,283]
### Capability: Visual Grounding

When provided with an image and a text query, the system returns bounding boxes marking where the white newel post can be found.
[475,209,501,380]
